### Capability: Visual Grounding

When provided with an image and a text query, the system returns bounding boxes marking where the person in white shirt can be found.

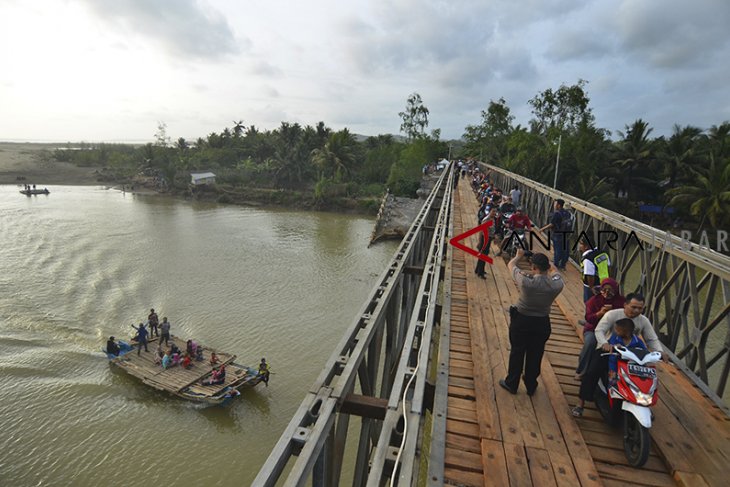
[573,293,667,416]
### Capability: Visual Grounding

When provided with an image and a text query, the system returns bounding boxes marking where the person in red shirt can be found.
[497,207,532,255]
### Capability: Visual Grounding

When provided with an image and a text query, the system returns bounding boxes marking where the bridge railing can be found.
[253,165,455,486]
[484,163,730,411]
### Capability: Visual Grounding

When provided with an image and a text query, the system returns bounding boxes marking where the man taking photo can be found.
[500,250,564,395]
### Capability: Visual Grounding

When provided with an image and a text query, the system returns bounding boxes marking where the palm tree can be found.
[232,120,245,138]
[667,154,730,231]
[708,122,730,161]
[311,129,358,181]
[612,119,656,199]
[663,124,703,187]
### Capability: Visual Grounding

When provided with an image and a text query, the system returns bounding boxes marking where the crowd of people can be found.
[105,307,272,388]
[456,162,667,418]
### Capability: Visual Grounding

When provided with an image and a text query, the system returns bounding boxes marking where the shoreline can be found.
[0,142,381,215]
[0,142,101,186]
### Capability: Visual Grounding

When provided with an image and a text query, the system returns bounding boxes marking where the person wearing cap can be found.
[106,336,120,356]
[499,250,564,395]
[474,207,497,279]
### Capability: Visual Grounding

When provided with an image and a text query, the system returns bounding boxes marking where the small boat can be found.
[104,334,265,405]
[20,188,50,195]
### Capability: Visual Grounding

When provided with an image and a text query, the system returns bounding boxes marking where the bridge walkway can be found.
[441,179,729,486]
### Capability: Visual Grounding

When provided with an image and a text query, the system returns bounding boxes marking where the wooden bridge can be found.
[255,164,730,486]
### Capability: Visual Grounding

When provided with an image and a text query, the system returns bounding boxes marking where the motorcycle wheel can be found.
[624,413,651,467]
[593,385,621,427]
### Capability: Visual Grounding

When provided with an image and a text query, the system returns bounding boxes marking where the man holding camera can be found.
[500,249,564,395]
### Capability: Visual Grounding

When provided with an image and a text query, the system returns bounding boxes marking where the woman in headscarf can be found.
[575,278,625,379]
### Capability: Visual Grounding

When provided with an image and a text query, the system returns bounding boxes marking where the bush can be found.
[357,182,386,197]
[356,198,381,214]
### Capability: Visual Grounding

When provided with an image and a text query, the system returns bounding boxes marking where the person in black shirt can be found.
[106,336,120,356]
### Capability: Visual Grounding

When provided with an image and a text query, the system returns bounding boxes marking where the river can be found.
[0,185,398,486]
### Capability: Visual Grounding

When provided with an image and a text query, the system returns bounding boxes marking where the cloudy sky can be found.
[1,0,728,142]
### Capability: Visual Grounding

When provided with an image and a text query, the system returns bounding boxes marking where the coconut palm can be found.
[311,129,358,181]
[612,119,657,200]
[663,124,703,187]
[708,122,730,161]
[666,154,730,231]
[232,120,245,138]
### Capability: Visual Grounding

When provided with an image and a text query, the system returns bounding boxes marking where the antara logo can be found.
[449,220,494,264]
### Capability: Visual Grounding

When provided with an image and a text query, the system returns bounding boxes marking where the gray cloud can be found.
[614,0,730,69]
[78,0,243,60]
[547,28,615,62]
[250,61,282,78]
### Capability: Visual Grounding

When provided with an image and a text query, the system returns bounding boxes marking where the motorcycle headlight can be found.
[634,391,653,406]
[620,368,654,406]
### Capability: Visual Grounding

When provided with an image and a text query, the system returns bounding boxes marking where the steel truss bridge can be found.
[254,163,730,487]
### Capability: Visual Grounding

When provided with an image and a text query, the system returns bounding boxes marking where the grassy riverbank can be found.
[0,142,383,214]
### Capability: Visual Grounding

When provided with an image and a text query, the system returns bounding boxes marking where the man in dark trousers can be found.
[131,323,149,355]
[148,308,159,338]
[474,208,497,279]
[500,250,564,395]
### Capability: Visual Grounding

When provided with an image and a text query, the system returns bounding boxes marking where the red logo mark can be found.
[449,220,494,264]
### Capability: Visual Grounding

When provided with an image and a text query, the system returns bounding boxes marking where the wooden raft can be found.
[438,181,730,486]
[111,335,253,400]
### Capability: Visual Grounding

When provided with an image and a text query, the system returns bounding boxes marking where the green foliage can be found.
[357,182,387,197]
[463,97,514,164]
[528,79,594,134]
[314,176,352,203]
[361,143,402,183]
[667,155,730,230]
[399,92,430,141]
[387,137,445,197]
[462,82,729,231]
[311,128,360,182]
[356,197,381,214]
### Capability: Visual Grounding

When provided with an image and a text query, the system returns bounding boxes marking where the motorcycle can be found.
[498,211,514,237]
[593,344,662,467]
[502,227,529,260]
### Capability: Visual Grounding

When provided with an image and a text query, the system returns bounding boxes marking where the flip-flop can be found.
[571,406,584,417]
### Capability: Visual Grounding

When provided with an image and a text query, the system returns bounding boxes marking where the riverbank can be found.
[0,142,381,215]
[0,142,100,185]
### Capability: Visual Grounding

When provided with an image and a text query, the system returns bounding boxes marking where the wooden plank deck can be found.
[110,335,254,398]
[440,181,730,486]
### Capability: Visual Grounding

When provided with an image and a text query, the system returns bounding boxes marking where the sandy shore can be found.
[0,142,101,186]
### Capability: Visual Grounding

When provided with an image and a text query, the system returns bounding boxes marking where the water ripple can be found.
[0,185,398,486]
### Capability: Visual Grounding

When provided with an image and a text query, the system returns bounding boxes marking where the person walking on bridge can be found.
[499,250,564,395]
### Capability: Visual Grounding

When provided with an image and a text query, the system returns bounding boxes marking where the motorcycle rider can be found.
[496,196,516,238]
[495,206,533,256]
[498,196,516,216]
[572,293,666,416]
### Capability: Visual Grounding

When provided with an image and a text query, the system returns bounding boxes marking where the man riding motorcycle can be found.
[495,197,516,238]
[574,293,667,416]
[496,206,532,256]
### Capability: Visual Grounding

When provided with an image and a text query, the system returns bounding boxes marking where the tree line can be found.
[462,80,730,233]
[52,83,729,230]
[53,108,446,211]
